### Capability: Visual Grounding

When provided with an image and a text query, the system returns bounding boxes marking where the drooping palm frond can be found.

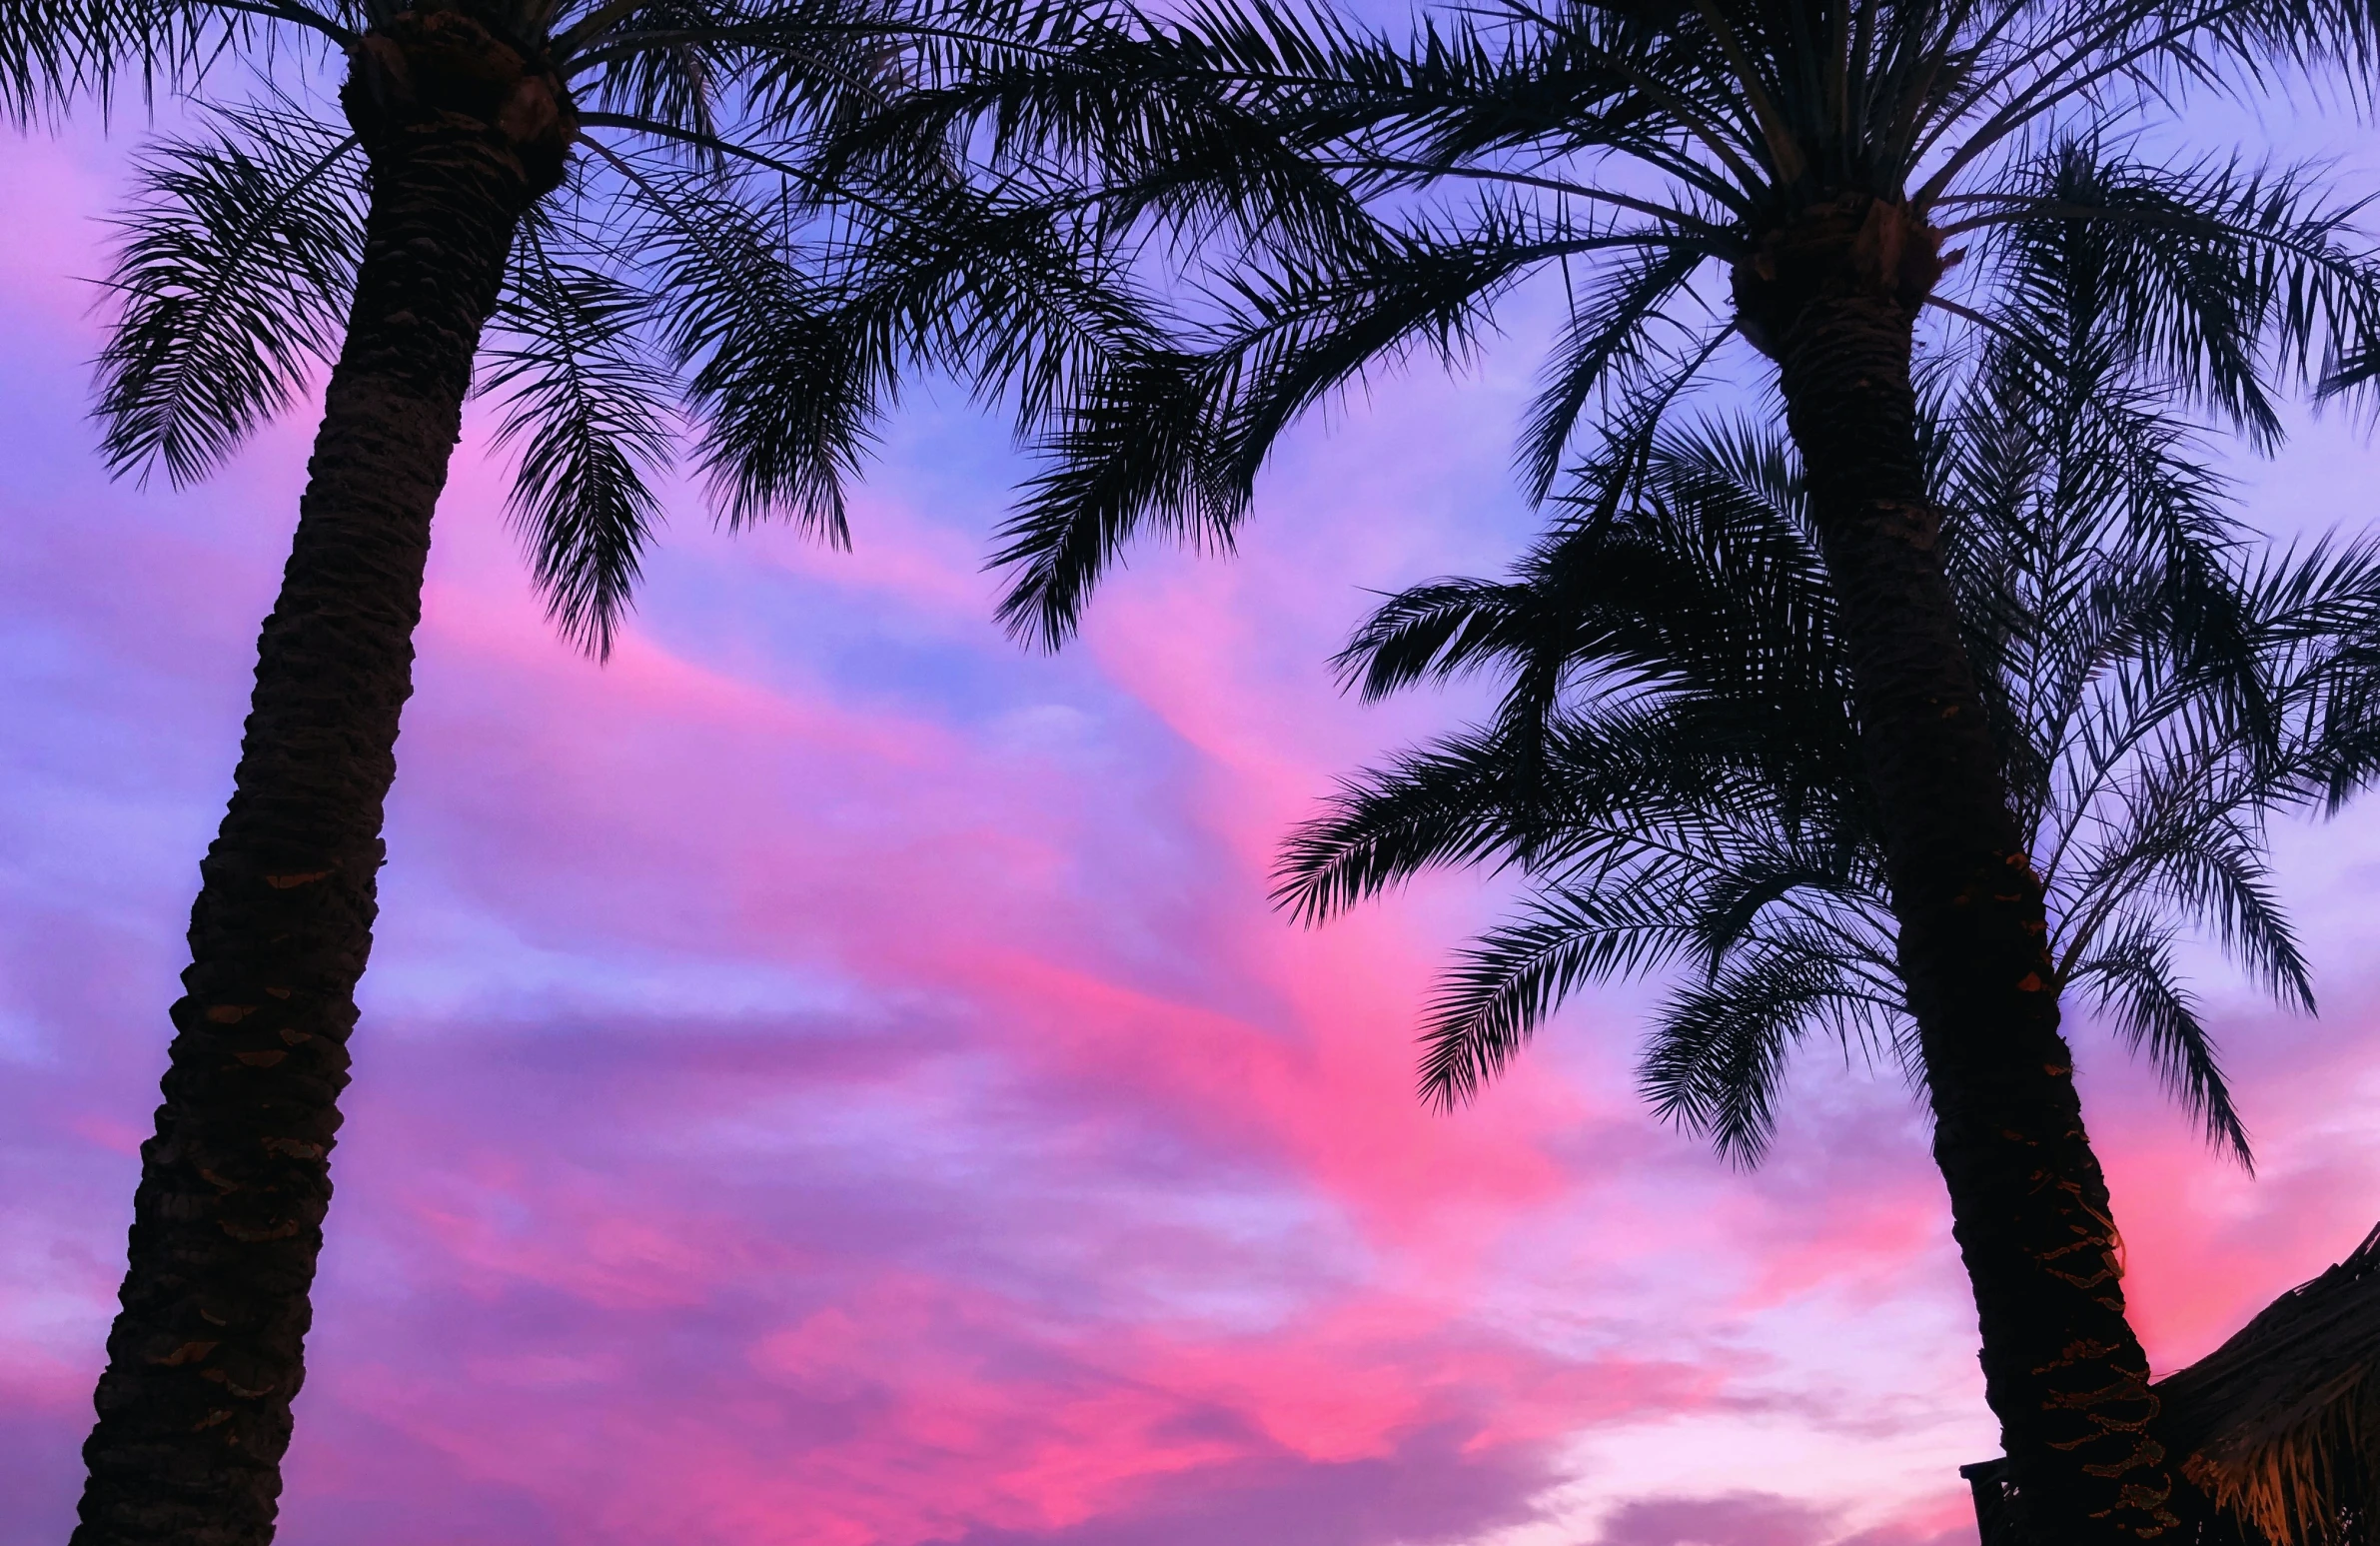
[1518,246,1716,503]
[93,104,363,485]
[3,0,355,125]
[1642,937,1901,1165]
[1274,723,1537,924]
[988,343,1236,648]
[618,158,871,542]
[483,213,676,657]
[1421,879,1720,1111]
[2068,916,2251,1166]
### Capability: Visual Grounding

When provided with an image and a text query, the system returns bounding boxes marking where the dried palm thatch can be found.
[2150,1222,2380,1545]
[1963,1225,2380,1543]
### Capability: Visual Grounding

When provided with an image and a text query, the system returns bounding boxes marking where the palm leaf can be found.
[2068,919,2253,1166]
[483,217,676,658]
[93,103,362,485]
[1643,945,1902,1165]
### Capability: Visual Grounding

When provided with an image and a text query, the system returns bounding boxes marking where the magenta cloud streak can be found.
[5,120,2380,1546]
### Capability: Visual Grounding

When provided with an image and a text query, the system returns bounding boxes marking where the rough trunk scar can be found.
[206,1004,260,1023]
[264,870,334,889]
[155,1341,219,1367]
[199,1367,278,1399]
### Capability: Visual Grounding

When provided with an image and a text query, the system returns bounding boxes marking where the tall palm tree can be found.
[1,1,1124,1540]
[823,1,2380,1533]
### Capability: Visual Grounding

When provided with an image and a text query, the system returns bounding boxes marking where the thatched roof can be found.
[2154,1222,2380,1544]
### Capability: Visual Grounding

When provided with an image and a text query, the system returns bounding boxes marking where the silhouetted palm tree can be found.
[1,1,1125,1539]
[827,1,2380,1531]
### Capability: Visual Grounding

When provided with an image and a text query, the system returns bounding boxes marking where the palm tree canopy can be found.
[801,0,2380,642]
[3,0,1149,654]
[1271,241,2380,1166]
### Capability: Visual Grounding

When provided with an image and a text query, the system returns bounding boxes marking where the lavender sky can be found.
[7,91,2380,1546]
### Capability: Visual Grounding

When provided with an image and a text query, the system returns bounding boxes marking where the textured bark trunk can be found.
[72,13,568,1543]
[1740,197,2180,1542]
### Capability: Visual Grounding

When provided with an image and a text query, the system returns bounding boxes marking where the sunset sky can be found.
[7,92,2380,1546]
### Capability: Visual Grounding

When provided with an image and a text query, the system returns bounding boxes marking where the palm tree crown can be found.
[12,0,954,651]
[824,0,2380,630]
[1279,369,2380,1169]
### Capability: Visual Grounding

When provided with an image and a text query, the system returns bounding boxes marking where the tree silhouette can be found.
[4,0,1129,1538]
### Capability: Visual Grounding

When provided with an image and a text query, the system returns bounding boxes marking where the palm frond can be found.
[582,0,724,146]
[0,0,82,121]
[617,155,872,543]
[1420,882,1709,1111]
[93,104,363,485]
[991,344,1235,649]
[4,0,353,121]
[483,217,676,658]
[1957,141,2380,442]
[1272,725,1525,922]
[1643,945,1902,1166]
[1200,211,1663,497]
[992,205,1672,639]
[2069,919,2253,1166]
[1333,576,1540,702]
[1517,242,1712,501]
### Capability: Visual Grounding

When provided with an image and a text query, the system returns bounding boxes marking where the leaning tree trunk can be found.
[72,16,571,1545]
[1737,195,2181,1542]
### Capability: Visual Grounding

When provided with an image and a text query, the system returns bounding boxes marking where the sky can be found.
[7,87,2380,1546]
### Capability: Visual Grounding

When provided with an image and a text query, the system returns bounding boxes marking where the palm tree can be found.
[0,1,1130,1539]
[822,1,2380,1533]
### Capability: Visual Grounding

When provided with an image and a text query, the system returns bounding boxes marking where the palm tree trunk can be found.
[72,17,568,1543]
[1745,198,2180,1542]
